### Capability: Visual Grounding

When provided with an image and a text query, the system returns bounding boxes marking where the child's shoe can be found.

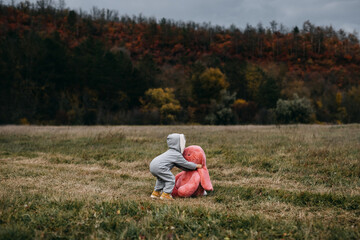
[150,190,161,199]
[160,192,174,201]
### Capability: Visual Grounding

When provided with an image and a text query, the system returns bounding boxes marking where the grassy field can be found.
[0,125,359,239]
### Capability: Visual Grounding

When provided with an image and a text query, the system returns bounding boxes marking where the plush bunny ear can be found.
[200,148,206,167]
[196,147,213,191]
[183,145,213,191]
[198,168,213,191]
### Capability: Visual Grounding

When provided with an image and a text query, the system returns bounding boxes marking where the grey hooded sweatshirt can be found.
[150,133,197,193]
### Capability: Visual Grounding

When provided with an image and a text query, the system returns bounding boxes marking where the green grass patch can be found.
[1,196,358,240]
[0,125,359,239]
[215,185,360,210]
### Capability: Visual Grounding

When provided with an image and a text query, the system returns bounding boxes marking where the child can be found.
[149,133,202,200]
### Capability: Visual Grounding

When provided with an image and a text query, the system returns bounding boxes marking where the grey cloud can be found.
[20,0,360,35]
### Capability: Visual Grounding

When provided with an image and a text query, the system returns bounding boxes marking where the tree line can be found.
[1,0,360,125]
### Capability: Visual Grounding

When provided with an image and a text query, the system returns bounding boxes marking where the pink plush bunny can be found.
[172,145,213,197]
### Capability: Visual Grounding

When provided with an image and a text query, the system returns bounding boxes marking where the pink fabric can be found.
[172,145,213,197]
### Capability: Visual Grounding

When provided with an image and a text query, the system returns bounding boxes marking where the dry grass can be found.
[0,125,359,239]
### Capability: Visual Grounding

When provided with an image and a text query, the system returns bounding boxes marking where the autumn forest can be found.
[1,1,360,125]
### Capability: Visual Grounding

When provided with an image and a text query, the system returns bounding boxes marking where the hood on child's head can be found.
[167,133,186,153]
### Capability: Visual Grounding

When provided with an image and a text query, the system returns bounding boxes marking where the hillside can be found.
[1,1,360,124]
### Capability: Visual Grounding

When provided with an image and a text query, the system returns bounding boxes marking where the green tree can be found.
[205,90,236,125]
[136,54,160,89]
[232,99,258,123]
[258,76,280,108]
[244,64,265,101]
[140,88,182,124]
[67,10,77,29]
[192,67,229,104]
[344,86,360,122]
[223,60,247,99]
[275,95,314,124]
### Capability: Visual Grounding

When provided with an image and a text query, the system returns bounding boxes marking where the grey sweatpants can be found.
[150,170,175,193]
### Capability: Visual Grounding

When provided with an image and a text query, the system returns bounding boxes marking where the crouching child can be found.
[149,133,202,200]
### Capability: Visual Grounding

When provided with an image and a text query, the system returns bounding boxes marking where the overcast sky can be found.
[13,0,360,36]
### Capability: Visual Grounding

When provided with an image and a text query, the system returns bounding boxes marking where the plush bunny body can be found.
[172,145,213,197]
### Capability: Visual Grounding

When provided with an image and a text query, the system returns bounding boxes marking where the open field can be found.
[0,125,359,239]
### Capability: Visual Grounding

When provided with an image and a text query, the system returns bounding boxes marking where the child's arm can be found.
[196,164,202,169]
[174,154,197,171]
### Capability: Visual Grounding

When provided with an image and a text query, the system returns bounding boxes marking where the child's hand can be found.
[196,164,202,169]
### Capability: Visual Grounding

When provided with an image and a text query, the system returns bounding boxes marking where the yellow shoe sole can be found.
[160,196,174,201]
[150,194,160,199]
